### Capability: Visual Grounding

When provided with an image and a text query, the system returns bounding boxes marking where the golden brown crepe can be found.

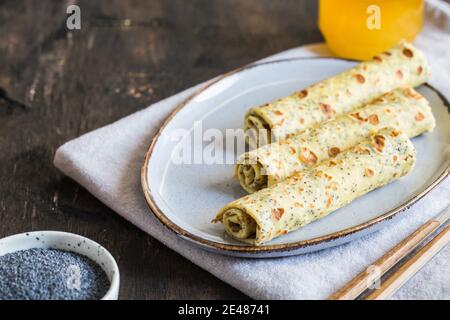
[236,88,434,193]
[244,42,430,147]
[215,128,416,245]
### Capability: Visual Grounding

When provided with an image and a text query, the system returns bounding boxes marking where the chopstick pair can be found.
[329,205,450,300]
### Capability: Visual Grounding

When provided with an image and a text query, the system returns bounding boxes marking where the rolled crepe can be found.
[244,42,430,147]
[237,88,434,193]
[215,128,416,245]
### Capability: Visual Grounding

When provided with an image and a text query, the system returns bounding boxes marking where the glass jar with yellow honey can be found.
[319,0,424,60]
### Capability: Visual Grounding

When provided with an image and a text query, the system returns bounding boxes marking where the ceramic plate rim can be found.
[141,57,450,255]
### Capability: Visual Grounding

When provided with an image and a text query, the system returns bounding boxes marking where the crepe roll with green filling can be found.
[244,41,430,147]
[237,87,434,193]
[215,128,416,245]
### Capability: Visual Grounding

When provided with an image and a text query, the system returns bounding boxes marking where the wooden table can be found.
[0,0,321,299]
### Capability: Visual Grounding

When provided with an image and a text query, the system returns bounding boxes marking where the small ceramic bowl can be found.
[0,231,120,300]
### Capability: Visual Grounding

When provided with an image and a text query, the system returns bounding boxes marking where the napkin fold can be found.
[55,0,450,299]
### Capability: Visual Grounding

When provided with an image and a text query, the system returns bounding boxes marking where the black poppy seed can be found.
[0,248,110,300]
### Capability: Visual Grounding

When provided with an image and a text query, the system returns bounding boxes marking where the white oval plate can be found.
[142,58,450,258]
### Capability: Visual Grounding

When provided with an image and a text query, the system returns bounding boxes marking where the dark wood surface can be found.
[0,0,322,299]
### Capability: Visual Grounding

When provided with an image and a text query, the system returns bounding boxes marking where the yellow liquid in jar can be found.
[319,0,424,60]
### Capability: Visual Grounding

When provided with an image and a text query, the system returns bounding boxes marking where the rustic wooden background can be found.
[0,0,322,299]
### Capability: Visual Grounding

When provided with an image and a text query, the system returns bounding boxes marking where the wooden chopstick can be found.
[329,206,450,300]
[366,225,450,300]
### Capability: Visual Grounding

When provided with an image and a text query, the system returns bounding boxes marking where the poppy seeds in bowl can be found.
[0,248,110,300]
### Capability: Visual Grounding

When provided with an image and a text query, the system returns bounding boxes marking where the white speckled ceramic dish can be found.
[0,231,120,299]
[142,57,450,258]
